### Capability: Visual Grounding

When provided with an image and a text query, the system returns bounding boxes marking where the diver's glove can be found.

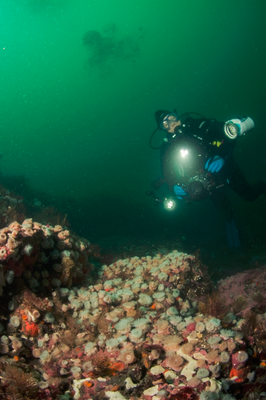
[174,185,187,200]
[205,155,225,173]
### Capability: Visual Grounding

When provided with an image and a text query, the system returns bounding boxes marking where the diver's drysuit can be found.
[153,116,266,247]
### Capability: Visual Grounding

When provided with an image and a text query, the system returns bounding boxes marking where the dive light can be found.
[224,117,255,139]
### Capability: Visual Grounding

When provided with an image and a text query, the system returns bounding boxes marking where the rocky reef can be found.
[0,185,266,399]
[1,238,266,399]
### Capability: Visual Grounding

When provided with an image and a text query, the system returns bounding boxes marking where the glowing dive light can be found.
[163,197,177,211]
[180,148,189,158]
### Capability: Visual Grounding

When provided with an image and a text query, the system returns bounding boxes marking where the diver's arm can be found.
[202,119,235,161]
[206,117,255,158]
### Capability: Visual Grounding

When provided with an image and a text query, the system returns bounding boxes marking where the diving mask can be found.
[160,112,179,131]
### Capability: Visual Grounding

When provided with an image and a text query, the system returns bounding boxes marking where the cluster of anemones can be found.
[1,247,256,400]
[0,218,92,297]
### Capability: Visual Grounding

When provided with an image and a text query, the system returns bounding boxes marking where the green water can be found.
[1,0,266,247]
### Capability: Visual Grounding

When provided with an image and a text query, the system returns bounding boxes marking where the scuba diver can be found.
[149,110,266,248]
